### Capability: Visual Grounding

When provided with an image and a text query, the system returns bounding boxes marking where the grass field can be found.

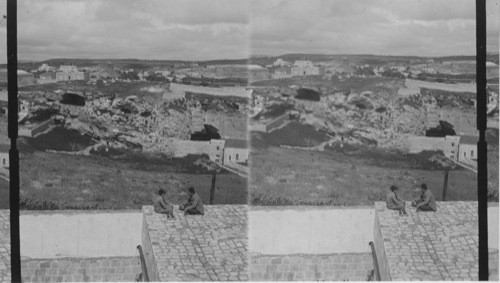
[20,151,247,210]
[250,146,480,206]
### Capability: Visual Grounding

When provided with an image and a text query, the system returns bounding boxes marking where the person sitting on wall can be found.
[154,189,175,219]
[179,187,205,215]
[411,183,437,212]
[386,185,407,215]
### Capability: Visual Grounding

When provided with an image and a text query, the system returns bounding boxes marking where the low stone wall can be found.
[490,249,499,280]
[373,209,390,280]
[20,210,142,259]
[265,113,289,132]
[405,136,448,154]
[249,207,375,281]
[141,212,158,281]
[21,256,141,282]
[405,79,476,93]
[171,139,220,159]
[249,252,373,281]
[170,83,251,98]
[248,122,267,132]
[18,118,54,138]
[249,207,374,254]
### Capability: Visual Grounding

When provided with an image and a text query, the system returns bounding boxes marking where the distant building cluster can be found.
[291,60,321,76]
[55,65,85,81]
[407,135,478,167]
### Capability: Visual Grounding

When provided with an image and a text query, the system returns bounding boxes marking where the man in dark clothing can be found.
[411,183,437,212]
[154,189,174,218]
[386,185,407,215]
[179,187,204,215]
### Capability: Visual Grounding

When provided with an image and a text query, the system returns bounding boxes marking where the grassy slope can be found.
[20,151,247,210]
[250,146,478,206]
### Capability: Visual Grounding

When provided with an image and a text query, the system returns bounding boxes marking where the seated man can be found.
[179,187,204,215]
[411,183,437,212]
[387,185,407,215]
[154,189,174,218]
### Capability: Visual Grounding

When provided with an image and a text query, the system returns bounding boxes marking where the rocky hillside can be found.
[265,82,474,151]
[22,90,247,154]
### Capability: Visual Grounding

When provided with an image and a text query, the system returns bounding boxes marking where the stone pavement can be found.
[142,205,248,281]
[0,210,10,283]
[374,201,497,281]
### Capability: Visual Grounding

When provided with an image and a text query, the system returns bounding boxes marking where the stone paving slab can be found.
[143,205,248,281]
[374,201,497,281]
[0,210,11,283]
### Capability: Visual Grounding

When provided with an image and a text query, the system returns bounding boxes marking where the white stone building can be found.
[223,139,248,165]
[458,136,478,166]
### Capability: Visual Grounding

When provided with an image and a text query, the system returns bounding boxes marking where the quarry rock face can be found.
[36,91,247,153]
[295,90,440,150]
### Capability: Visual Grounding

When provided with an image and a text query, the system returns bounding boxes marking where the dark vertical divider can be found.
[475,0,488,280]
[6,0,20,281]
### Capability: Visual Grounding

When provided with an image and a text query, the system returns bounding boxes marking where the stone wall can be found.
[490,249,499,280]
[170,83,251,98]
[249,207,375,254]
[21,256,141,282]
[170,139,224,161]
[203,112,247,140]
[265,113,289,132]
[249,207,375,281]
[141,212,158,281]
[0,120,9,145]
[0,210,10,282]
[405,136,449,154]
[373,209,390,281]
[249,252,373,281]
[20,210,142,259]
[248,122,267,133]
[405,79,476,93]
[439,108,477,136]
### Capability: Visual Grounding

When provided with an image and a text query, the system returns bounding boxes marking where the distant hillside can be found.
[249,54,426,66]
[8,52,499,71]
[435,54,499,64]
[28,58,250,69]
[198,59,249,66]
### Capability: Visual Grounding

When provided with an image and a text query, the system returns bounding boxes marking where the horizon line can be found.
[1,52,498,65]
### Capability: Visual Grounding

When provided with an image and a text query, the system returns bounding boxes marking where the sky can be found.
[251,0,500,57]
[0,0,250,62]
[0,0,498,62]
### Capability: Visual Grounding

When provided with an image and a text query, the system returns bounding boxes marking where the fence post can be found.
[210,172,216,204]
[442,168,449,201]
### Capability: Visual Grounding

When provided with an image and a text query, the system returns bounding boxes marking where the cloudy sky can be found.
[251,0,499,57]
[0,0,498,62]
[0,0,249,62]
